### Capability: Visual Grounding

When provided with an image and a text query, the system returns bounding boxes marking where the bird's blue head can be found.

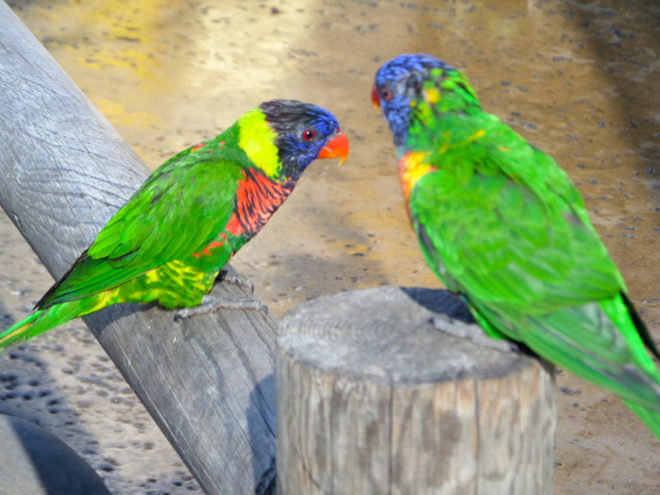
[372,54,455,147]
[261,100,349,181]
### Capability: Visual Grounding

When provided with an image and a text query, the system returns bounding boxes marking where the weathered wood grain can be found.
[278,287,556,495]
[0,2,276,493]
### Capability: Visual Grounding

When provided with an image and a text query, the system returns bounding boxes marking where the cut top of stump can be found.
[279,286,538,385]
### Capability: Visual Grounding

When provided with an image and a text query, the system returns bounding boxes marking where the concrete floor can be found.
[1,0,658,493]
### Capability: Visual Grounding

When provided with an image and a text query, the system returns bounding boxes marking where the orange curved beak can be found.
[318,129,349,165]
[371,84,381,109]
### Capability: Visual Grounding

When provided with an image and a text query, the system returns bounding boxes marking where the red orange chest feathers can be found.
[234,168,295,236]
[192,168,293,259]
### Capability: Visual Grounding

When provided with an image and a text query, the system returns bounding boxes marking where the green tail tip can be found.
[0,311,43,349]
[624,400,660,440]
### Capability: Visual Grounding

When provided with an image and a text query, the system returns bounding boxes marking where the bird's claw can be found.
[218,268,255,294]
[174,295,267,321]
[431,315,518,353]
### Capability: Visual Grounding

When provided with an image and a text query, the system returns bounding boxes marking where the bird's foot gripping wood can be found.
[218,267,255,294]
[432,315,519,353]
[174,295,267,321]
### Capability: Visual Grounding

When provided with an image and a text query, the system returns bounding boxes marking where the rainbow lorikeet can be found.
[0,99,348,348]
[372,54,660,437]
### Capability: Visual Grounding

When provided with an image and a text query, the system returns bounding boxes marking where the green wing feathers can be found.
[38,157,242,309]
[409,112,660,433]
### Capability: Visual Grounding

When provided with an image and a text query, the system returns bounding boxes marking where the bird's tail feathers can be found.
[624,400,660,440]
[0,311,44,348]
[0,302,82,349]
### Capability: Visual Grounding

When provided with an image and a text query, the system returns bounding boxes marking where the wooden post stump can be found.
[277,286,556,495]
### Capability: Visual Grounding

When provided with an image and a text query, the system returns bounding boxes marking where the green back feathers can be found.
[406,71,630,319]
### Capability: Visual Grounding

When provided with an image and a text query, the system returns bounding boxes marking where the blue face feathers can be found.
[373,54,454,148]
[261,100,342,180]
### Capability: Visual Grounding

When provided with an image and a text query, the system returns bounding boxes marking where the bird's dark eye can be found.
[302,129,316,141]
[381,88,392,101]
